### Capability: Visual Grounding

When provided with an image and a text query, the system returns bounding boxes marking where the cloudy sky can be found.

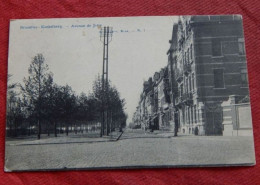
[8,16,178,123]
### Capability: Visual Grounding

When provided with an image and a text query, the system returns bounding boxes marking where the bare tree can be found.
[21,54,52,139]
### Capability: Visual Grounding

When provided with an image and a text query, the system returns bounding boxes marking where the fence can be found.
[222,95,253,136]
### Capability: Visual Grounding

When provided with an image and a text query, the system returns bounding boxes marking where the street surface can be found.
[5,129,255,171]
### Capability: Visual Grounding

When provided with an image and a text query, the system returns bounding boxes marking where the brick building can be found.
[168,15,249,135]
[133,15,249,136]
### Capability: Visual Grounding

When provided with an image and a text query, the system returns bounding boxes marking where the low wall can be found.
[222,95,253,136]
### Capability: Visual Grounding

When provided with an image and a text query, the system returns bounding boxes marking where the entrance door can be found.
[205,105,223,136]
[152,116,159,130]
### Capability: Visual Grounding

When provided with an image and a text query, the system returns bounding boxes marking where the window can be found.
[191,106,193,124]
[169,111,172,121]
[182,108,185,125]
[190,44,193,60]
[194,105,197,123]
[185,107,187,125]
[212,39,222,56]
[238,39,245,55]
[160,83,164,94]
[161,97,165,107]
[197,109,200,122]
[214,69,224,88]
[192,73,195,91]
[180,84,183,96]
[186,21,188,36]
[189,75,192,92]
[241,69,248,87]
[186,78,189,93]
[222,42,238,54]
[188,107,190,124]
[196,43,211,56]
[187,48,190,63]
[185,52,187,64]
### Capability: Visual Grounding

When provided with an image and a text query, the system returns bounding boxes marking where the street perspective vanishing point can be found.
[5,15,255,171]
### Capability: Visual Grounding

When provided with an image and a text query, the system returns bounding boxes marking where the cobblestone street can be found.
[5,129,255,171]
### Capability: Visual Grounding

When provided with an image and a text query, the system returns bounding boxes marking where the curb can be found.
[7,131,125,146]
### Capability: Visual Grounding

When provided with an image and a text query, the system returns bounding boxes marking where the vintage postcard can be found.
[5,15,255,171]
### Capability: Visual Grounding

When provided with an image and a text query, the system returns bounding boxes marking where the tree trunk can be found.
[28,121,31,136]
[54,121,57,137]
[47,121,50,136]
[9,123,13,137]
[75,123,77,134]
[106,111,109,136]
[66,122,69,136]
[101,112,104,137]
[80,123,82,133]
[110,110,112,133]
[174,112,178,137]
[37,119,41,139]
[14,120,17,137]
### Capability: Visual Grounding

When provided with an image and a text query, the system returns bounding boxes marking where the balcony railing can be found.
[175,96,183,106]
[182,92,193,105]
[184,62,191,75]
[175,69,183,82]
[175,92,193,106]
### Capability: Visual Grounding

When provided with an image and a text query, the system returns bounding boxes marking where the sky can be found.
[8,16,178,123]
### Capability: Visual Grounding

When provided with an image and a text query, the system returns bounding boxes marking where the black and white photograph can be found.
[5,15,255,171]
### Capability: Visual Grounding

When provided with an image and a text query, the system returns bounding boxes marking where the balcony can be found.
[182,92,193,105]
[175,96,183,107]
[184,62,191,76]
[175,92,193,107]
[175,69,183,82]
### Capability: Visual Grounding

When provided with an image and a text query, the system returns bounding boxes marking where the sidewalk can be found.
[124,128,196,139]
[6,131,123,146]
[147,130,194,138]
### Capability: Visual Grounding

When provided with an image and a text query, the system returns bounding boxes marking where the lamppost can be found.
[99,26,113,136]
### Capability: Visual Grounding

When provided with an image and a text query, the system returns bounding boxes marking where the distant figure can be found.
[195,127,199,136]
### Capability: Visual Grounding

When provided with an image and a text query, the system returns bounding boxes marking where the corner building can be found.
[169,15,249,135]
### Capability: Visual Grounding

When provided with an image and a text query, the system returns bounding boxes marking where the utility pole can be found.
[100,26,113,136]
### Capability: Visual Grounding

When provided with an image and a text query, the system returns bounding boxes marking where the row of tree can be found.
[7,54,127,139]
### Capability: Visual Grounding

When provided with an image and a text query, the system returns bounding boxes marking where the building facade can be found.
[133,15,249,136]
[169,15,249,135]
